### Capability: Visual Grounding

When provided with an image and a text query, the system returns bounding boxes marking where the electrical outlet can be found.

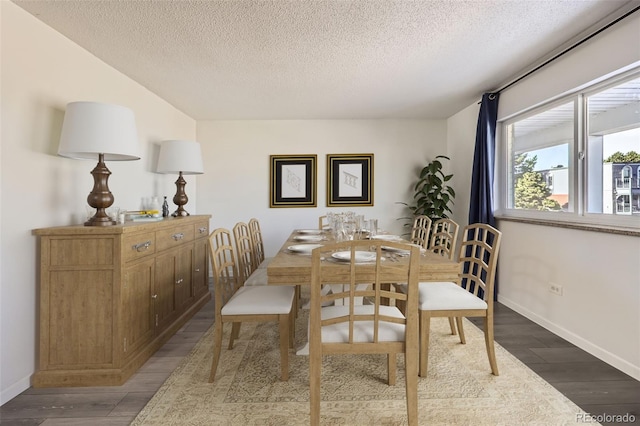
[549,282,563,296]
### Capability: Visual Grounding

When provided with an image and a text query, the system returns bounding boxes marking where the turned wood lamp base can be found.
[85,153,117,226]
[171,171,191,217]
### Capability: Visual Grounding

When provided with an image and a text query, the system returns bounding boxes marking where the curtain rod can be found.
[491,5,640,95]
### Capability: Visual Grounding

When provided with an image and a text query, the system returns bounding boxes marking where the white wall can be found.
[0,2,198,404]
[499,11,640,121]
[483,10,640,380]
[497,221,640,379]
[196,120,447,257]
[447,102,481,230]
[451,101,640,381]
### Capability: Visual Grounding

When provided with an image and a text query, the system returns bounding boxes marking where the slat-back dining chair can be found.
[429,218,460,335]
[418,223,502,377]
[318,215,330,230]
[233,221,257,280]
[248,218,273,269]
[248,218,301,306]
[233,221,269,286]
[309,240,421,426]
[208,228,295,382]
[410,215,432,249]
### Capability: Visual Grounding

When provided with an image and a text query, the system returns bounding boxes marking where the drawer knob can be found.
[172,233,184,241]
[151,294,158,299]
[176,278,184,285]
[198,227,207,234]
[133,241,152,252]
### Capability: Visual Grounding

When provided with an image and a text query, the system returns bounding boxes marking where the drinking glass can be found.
[343,220,356,240]
[354,215,365,239]
[367,218,378,237]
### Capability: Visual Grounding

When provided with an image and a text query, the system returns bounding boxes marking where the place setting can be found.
[295,229,326,235]
[292,234,327,242]
[285,243,324,255]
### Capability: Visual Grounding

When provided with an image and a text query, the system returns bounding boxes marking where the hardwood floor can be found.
[1,296,639,425]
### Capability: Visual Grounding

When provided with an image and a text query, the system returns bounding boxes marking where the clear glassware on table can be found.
[354,215,364,239]
[342,220,356,240]
[367,218,378,237]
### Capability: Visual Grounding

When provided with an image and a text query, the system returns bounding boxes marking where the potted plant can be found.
[399,155,456,230]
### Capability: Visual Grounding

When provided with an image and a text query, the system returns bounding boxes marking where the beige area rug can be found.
[132,305,598,426]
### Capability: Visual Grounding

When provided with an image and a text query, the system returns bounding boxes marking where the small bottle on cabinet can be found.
[162,196,169,217]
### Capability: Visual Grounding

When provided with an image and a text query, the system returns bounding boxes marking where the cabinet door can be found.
[175,245,194,311]
[122,258,155,358]
[193,238,209,298]
[154,250,178,331]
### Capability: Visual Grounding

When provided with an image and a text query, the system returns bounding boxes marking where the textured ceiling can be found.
[12,0,639,120]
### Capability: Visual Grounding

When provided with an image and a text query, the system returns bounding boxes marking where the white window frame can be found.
[496,67,640,230]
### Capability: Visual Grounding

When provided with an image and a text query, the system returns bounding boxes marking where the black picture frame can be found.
[327,153,374,207]
[270,154,317,208]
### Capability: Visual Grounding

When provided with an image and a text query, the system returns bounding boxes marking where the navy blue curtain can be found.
[468,92,500,299]
[469,92,499,227]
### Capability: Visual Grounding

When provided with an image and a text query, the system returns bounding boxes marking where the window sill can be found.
[495,215,640,237]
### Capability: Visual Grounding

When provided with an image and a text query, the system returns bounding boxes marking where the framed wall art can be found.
[326,153,374,207]
[269,154,317,208]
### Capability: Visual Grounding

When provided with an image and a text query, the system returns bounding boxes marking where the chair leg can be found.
[484,315,499,376]
[455,316,466,344]
[228,322,241,349]
[448,316,457,335]
[209,320,224,382]
[288,309,295,349]
[278,314,290,381]
[310,344,321,426]
[387,353,396,386]
[405,352,419,426]
[419,311,431,377]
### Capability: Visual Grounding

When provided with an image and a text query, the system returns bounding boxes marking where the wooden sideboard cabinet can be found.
[32,215,211,387]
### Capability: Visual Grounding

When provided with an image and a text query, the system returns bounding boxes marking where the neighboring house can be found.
[538,162,640,215]
[539,166,569,210]
[603,162,640,215]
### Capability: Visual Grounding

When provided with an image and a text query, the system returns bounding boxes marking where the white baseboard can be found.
[498,295,640,381]
[1,376,31,406]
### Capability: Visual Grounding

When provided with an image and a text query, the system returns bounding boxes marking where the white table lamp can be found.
[157,140,204,216]
[58,101,140,226]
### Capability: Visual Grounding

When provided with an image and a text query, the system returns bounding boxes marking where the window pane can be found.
[506,102,573,211]
[586,77,640,216]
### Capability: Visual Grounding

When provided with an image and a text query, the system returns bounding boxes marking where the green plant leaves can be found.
[402,155,455,223]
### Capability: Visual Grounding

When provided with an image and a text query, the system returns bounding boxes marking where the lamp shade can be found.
[58,101,140,161]
[157,140,204,174]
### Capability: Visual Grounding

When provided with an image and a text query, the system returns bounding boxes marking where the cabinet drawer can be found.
[194,221,209,239]
[156,224,194,251]
[123,232,156,262]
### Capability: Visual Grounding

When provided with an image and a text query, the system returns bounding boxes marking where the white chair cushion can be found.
[221,285,295,315]
[243,267,268,286]
[319,305,406,343]
[257,257,274,269]
[418,281,488,311]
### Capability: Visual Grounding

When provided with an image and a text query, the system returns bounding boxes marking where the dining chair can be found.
[418,223,502,377]
[430,218,459,259]
[208,228,295,382]
[233,222,259,282]
[248,217,273,269]
[309,240,421,426]
[318,215,330,230]
[410,214,432,249]
[429,218,460,335]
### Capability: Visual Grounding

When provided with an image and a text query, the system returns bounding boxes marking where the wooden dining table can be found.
[267,229,460,285]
